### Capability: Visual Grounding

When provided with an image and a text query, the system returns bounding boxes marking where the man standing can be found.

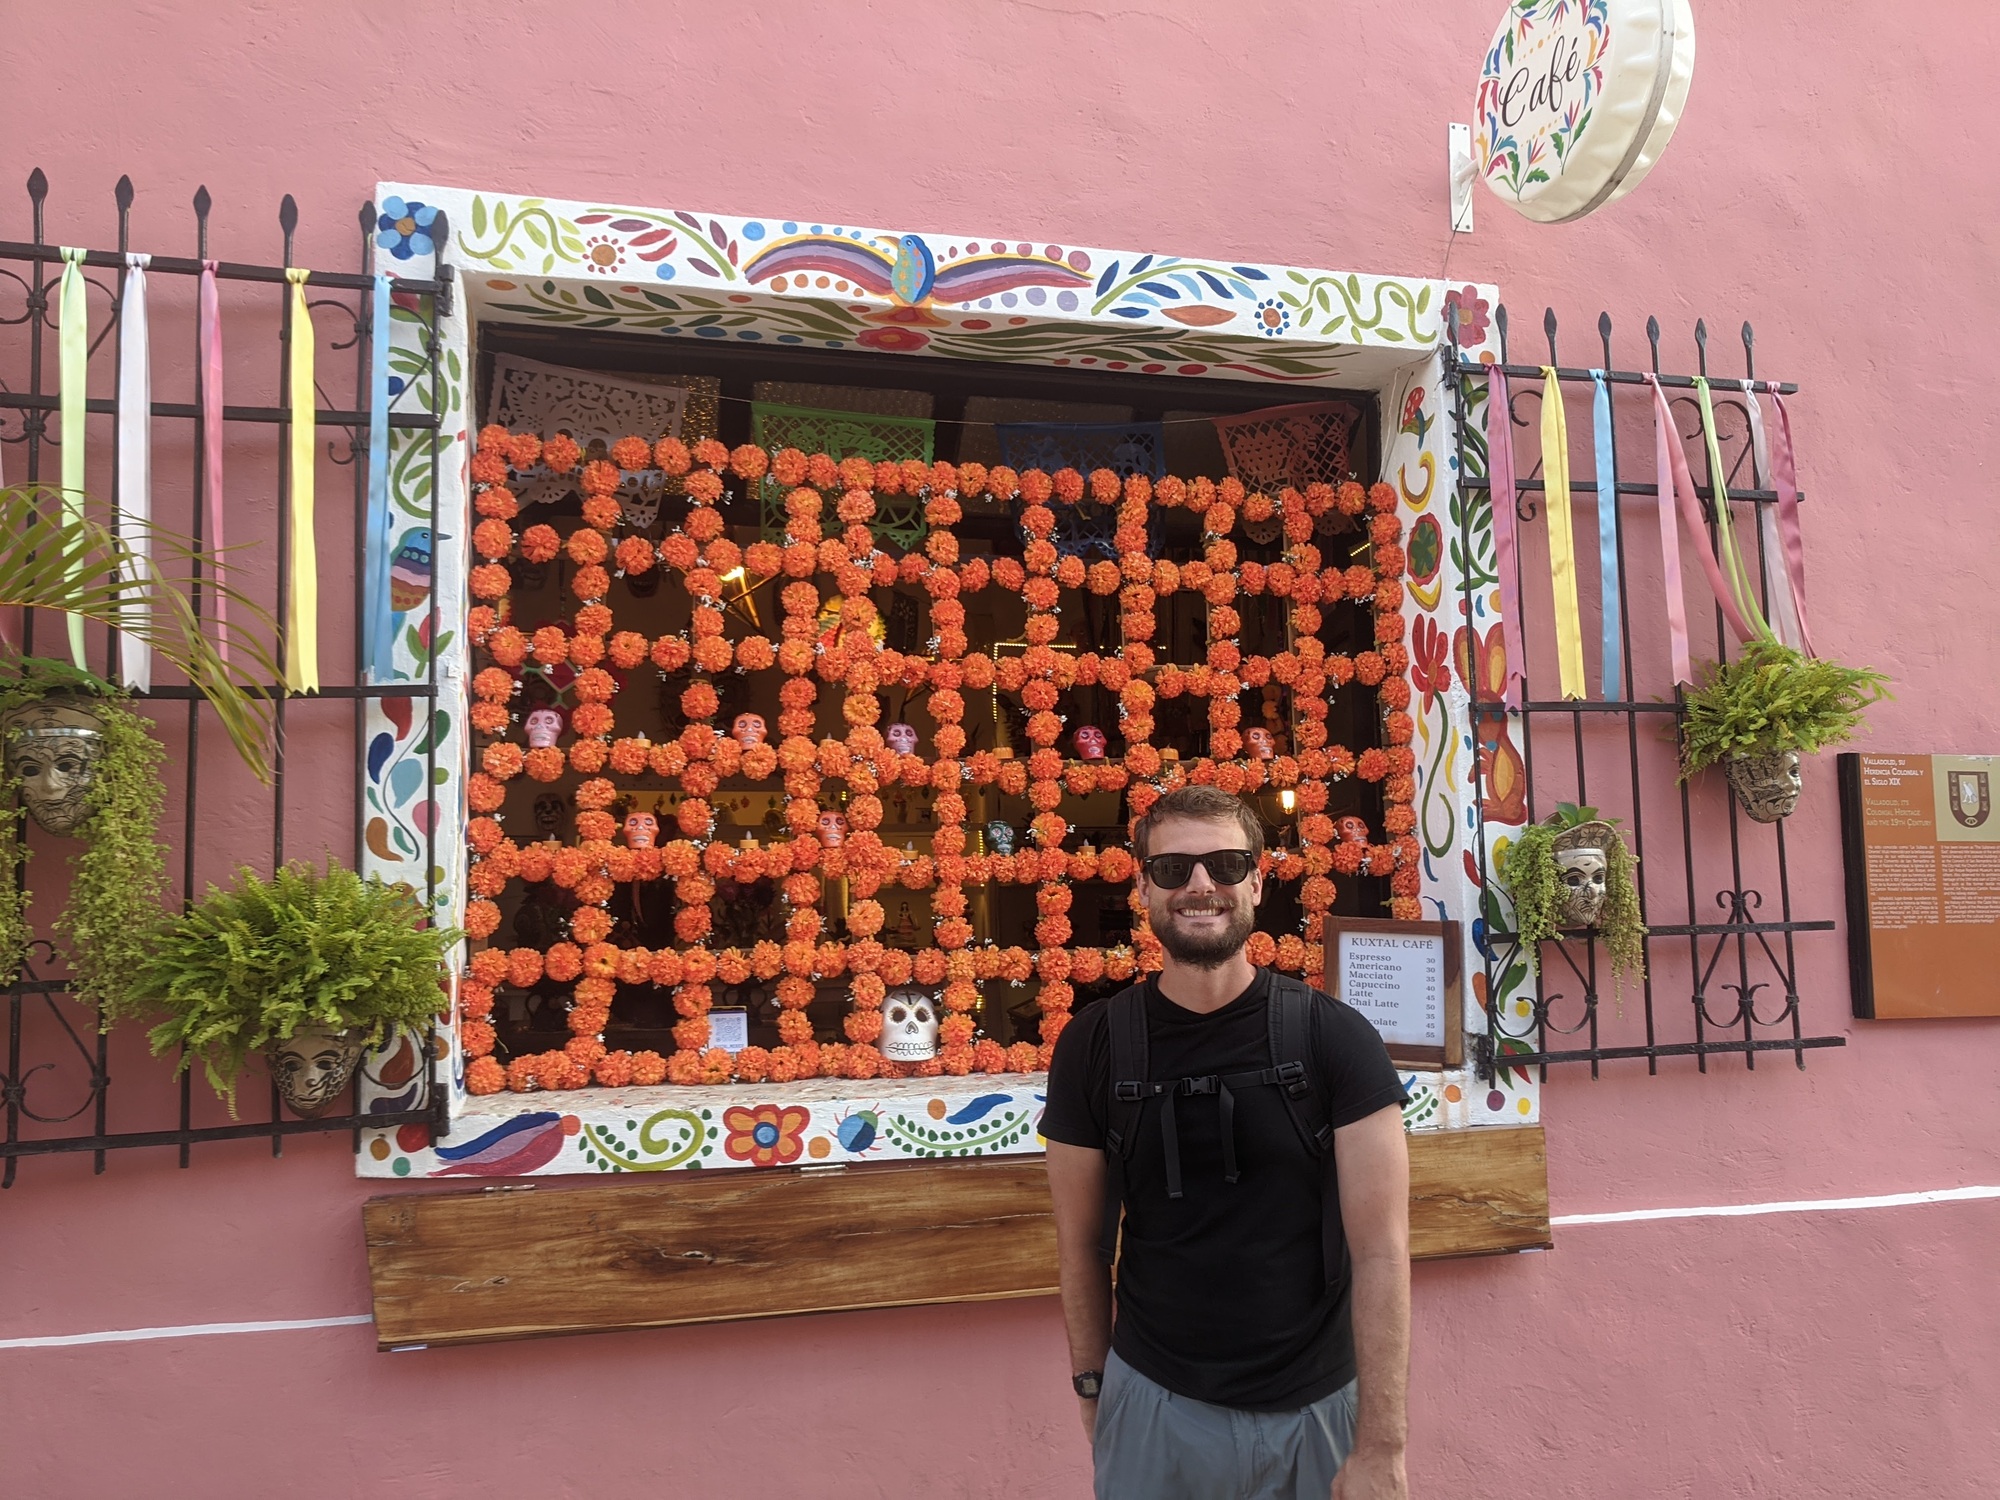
[1043,786,1411,1500]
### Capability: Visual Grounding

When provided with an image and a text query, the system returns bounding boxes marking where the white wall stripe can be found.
[0,1313,372,1351]
[1552,1184,2000,1227]
[4,1186,1997,1351]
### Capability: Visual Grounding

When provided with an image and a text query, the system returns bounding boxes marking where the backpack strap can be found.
[1098,982,1150,1266]
[1266,971,1348,1286]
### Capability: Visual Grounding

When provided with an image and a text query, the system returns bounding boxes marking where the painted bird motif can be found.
[742,231,1091,325]
[432,1110,578,1176]
[388,527,436,614]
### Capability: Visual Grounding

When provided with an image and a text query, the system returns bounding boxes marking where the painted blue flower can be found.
[376,197,439,261]
[1253,298,1291,337]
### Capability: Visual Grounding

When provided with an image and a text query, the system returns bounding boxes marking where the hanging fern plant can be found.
[1498,805,1646,984]
[0,660,170,1010]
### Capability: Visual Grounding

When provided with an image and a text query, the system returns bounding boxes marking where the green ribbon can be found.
[1693,377,1774,644]
[58,248,89,668]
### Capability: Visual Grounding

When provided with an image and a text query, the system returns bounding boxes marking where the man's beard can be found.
[1153,901,1258,969]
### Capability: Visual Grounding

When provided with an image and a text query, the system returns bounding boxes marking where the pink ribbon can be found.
[200,261,228,658]
[1485,368,1527,707]
[1645,375,1694,686]
[1647,375,1754,659]
[1765,391,1815,657]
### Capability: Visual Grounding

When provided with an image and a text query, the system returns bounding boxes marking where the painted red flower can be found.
[723,1103,810,1167]
[1411,614,1453,710]
[1443,285,1490,349]
[855,325,932,353]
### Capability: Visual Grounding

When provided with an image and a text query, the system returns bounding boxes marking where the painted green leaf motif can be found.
[583,285,614,310]
[411,710,452,758]
[470,197,487,237]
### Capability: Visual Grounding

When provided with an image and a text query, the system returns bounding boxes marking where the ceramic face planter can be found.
[1554,846,1608,928]
[732,712,767,749]
[623,811,659,849]
[524,706,565,750]
[1073,725,1108,761]
[2,698,106,837]
[885,722,920,756]
[268,1024,366,1118]
[817,810,848,847]
[1725,750,1803,823]
[1549,819,1620,929]
[1245,727,1275,761]
[881,987,940,1062]
[985,820,1016,856]
[534,793,570,834]
[1336,815,1370,846]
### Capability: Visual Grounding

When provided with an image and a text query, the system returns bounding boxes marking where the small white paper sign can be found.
[1339,931,1446,1050]
[707,1008,750,1054]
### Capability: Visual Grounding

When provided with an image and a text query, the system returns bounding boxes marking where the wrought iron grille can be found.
[1448,306,1847,1080]
[0,171,451,1183]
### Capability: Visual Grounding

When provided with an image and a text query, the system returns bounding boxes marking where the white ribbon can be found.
[1739,383,1802,653]
[116,252,152,691]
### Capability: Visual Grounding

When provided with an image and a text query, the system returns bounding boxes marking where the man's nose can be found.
[1182,862,1218,894]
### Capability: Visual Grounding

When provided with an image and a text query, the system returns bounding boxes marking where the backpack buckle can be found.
[1114,1081,1144,1102]
[1180,1075,1218,1096]
[1275,1060,1310,1097]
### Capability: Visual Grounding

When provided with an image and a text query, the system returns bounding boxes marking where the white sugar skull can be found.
[1555,847,1608,929]
[881,986,940,1063]
[817,810,849,847]
[985,819,1016,856]
[1245,727,1276,761]
[732,712,768,748]
[886,722,920,756]
[1073,724,1107,761]
[623,811,659,849]
[524,706,565,749]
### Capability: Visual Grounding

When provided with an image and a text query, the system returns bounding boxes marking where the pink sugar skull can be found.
[732,712,767,748]
[623,811,659,849]
[1245,727,1276,761]
[1072,725,1108,761]
[1336,815,1371,846]
[817,810,849,848]
[885,722,920,756]
[524,706,564,750]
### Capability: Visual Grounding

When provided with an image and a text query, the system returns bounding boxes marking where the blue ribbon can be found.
[364,274,394,681]
[1590,371,1623,702]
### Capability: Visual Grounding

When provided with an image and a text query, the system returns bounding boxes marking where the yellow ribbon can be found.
[1541,368,1586,699]
[58,248,89,669]
[284,269,319,694]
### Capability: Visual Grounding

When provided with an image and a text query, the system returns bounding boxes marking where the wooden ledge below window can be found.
[363,1123,1551,1349]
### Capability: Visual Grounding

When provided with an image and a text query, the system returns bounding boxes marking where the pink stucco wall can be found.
[4,3,1997,1495]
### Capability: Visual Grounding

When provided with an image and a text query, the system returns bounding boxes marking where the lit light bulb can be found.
[720,566,747,584]
[1279,789,1297,813]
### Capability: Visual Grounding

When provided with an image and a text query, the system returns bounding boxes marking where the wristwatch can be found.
[1072,1370,1103,1399]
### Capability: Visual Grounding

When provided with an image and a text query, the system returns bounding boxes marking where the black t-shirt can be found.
[1041,968,1407,1411]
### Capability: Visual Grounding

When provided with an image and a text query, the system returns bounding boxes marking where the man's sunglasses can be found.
[1141,850,1257,890]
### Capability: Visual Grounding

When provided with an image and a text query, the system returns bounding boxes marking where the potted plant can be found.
[1498,803,1645,982]
[132,860,460,1117]
[1679,640,1890,822]
[0,658,169,1009]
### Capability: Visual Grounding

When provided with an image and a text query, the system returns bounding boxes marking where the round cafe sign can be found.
[1475,0,1696,223]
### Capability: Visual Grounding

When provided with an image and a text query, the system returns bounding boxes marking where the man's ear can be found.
[1250,866,1265,908]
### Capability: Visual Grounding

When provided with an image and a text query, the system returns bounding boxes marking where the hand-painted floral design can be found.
[1444,286,1490,349]
[376,197,440,261]
[855,325,931,353]
[1411,613,1453,711]
[722,1103,810,1166]
[1253,298,1291,337]
[582,235,627,274]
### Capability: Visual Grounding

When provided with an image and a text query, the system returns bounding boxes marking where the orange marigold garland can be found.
[455,435,1420,1089]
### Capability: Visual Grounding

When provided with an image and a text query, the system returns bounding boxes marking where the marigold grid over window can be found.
[462,431,1419,1093]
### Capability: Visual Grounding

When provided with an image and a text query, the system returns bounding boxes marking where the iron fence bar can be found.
[180,185,210,1170]
[0,239,445,296]
[0,391,438,428]
[1458,476,1802,504]
[1502,1035,1845,1069]
[0,1107,441,1160]
[1453,358,1797,394]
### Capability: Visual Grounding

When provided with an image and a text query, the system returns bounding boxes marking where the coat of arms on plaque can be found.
[1948,770,1990,828]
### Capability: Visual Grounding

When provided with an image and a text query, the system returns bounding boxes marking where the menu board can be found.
[1838,753,2000,1019]
[1324,917,1464,1067]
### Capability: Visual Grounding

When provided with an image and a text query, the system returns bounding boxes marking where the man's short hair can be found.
[1131,785,1265,862]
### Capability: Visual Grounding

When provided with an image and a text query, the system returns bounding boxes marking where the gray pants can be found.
[1092,1348,1358,1500]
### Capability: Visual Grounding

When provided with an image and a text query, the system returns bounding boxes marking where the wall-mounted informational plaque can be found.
[1838,753,2000,1020]
[1324,917,1464,1068]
